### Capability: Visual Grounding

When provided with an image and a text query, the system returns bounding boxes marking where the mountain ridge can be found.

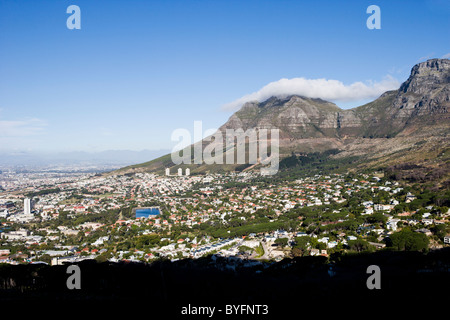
[112,59,450,179]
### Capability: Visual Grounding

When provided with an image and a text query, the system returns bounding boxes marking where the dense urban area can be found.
[1,166,449,267]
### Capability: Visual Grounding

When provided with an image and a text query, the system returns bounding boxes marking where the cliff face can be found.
[399,59,450,95]
[222,96,342,138]
[392,59,450,124]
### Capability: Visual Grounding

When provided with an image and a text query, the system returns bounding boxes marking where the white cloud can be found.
[442,53,450,59]
[222,76,400,111]
[416,53,435,63]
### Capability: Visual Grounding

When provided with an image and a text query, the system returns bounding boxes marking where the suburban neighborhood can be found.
[1,169,449,266]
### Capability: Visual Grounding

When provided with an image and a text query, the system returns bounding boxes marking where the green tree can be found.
[38,254,52,264]
[389,229,429,252]
[292,236,311,257]
[347,239,373,252]
[275,238,288,247]
[430,224,448,242]
[95,252,111,263]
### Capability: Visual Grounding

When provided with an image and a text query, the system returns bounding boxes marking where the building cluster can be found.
[0,169,449,265]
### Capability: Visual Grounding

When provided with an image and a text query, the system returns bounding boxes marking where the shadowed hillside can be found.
[1,248,449,317]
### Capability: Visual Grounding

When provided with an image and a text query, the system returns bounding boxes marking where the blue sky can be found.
[0,0,449,153]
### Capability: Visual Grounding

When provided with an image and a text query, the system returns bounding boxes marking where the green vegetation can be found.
[255,243,265,258]
[274,238,288,247]
[347,239,374,253]
[238,245,254,253]
[26,188,61,198]
[207,221,287,239]
[262,150,361,182]
[388,229,429,252]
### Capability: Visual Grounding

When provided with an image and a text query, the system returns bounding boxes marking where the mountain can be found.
[113,59,450,182]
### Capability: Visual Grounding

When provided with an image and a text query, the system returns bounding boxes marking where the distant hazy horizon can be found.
[0,148,171,167]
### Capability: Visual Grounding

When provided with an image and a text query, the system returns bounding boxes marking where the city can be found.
[1,0,449,315]
[1,168,448,267]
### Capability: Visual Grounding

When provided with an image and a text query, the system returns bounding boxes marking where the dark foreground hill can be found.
[1,248,449,317]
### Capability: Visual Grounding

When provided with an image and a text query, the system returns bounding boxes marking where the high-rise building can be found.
[165,168,170,176]
[185,168,190,176]
[178,168,182,176]
[24,198,31,215]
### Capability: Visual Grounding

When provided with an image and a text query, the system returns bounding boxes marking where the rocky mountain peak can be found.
[390,59,450,123]
[399,58,450,94]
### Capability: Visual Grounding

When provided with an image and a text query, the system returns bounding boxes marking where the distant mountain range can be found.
[113,59,450,182]
[0,149,170,168]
